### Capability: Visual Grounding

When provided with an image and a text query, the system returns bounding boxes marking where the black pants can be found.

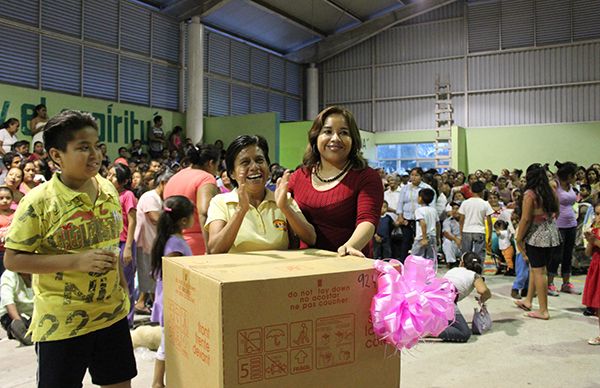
[548,227,576,277]
[398,220,416,263]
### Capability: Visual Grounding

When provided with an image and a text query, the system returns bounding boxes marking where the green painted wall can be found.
[0,83,185,160]
[454,125,467,172]
[465,122,600,172]
[278,120,377,168]
[203,112,279,161]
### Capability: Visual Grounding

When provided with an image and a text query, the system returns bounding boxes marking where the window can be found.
[376,142,449,174]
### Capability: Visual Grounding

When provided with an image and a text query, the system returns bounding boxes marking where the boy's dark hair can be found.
[13,140,30,150]
[270,165,286,183]
[461,252,483,274]
[2,152,20,169]
[419,188,435,205]
[0,186,14,199]
[118,147,128,153]
[471,181,485,194]
[580,184,591,192]
[494,219,508,230]
[153,115,162,125]
[43,110,98,154]
[33,141,43,147]
[151,195,195,279]
[226,135,270,187]
[449,201,460,208]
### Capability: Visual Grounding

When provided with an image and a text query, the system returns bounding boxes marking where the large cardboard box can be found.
[163,249,400,388]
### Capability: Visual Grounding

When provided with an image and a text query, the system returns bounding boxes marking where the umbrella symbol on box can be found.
[266,329,286,346]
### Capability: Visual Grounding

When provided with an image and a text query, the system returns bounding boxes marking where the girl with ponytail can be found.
[150,195,195,388]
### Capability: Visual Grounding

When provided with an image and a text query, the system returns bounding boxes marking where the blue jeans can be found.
[411,238,436,259]
[512,253,530,290]
[373,239,392,260]
[438,304,471,343]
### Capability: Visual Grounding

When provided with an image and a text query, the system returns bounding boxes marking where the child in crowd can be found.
[438,252,491,342]
[442,202,462,268]
[511,210,529,299]
[458,181,493,263]
[107,163,138,325]
[0,186,14,275]
[579,184,593,204]
[0,270,34,346]
[494,220,515,275]
[4,110,136,387]
[583,203,600,345]
[412,188,439,260]
[373,200,395,260]
[151,195,195,388]
[496,176,512,205]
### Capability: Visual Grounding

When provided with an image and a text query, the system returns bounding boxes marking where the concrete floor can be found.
[1,273,599,388]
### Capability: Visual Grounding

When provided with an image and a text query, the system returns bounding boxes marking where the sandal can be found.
[588,336,600,345]
[514,300,531,312]
[524,311,549,320]
[135,306,152,315]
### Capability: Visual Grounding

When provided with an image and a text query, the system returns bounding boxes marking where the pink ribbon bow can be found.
[370,255,457,350]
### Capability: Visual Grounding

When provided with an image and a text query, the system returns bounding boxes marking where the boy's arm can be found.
[6,304,23,321]
[436,221,441,246]
[419,219,428,246]
[458,213,465,235]
[123,209,136,264]
[4,249,118,274]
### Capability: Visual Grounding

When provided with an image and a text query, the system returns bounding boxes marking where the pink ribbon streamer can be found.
[370,255,457,350]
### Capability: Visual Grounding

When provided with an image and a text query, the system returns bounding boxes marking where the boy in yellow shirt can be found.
[4,110,137,387]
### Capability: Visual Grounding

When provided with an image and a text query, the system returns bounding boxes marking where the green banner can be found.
[0,83,186,159]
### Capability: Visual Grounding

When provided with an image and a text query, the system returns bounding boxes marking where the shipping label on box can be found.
[163,250,400,388]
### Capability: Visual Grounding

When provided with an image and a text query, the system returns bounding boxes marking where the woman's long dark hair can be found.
[524,163,558,214]
[554,161,577,182]
[151,195,195,279]
[113,163,132,190]
[187,144,220,168]
[461,252,483,275]
[0,118,19,129]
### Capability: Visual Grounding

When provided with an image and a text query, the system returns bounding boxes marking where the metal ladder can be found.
[434,80,453,171]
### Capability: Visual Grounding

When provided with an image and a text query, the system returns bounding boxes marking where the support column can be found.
[187,17,204,142]
[306,63,319,121]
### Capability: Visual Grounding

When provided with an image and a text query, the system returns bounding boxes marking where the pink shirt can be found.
[163,167,217,255]
[119,189,138,242]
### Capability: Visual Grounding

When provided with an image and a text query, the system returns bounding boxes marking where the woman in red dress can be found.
[288,106,383,257]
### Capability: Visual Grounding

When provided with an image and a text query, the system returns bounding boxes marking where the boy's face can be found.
[450,205,459,218]
[16,144,28,154]
[50,127,102,183]
[381,202,388,215]
[149,160,161,173]
[10,156,21,169]
[0,190,12,208]
[580,187,590,199]
[133,140,141,148]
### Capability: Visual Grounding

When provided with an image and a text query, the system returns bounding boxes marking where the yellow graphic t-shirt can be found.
[5,173,128,342]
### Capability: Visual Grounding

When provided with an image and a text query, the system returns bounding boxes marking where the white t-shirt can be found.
[458,197,494,234]
[384,188,401,212]
[444,267,476,302]
[497,229,512,250]
[415,205,439,240]
[134,189,162,253]
[0,270,34,317]
[435,192,447,216]
[0,129,18,153]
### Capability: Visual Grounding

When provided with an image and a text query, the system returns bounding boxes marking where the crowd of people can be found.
[0,105,598,387]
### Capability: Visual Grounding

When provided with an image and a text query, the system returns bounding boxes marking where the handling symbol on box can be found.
[292,322,311,346]
[238,356,263,384]
[265,324,288,352]
[238,328,262,356]
[290,347,313,374]
[264,351,288,379]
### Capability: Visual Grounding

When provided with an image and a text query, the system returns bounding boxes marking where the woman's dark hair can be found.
[422,172,439,195]
[270,165,286,184]
[586,167,599,183]
[0,186,14,199]
[460,252,483,275]
[524,163,559,214]
[35,158,53,181]
[512,169,523,178]
[113,163,132,189]
[1,118,19,129]
[302,106,367,170]
[32,104,46,119]
[44,110,98,154]
[187,144,220,167]
[225,135,270,188]
[554,161,577,182]
[2,152,20,169]
[151,195,195,279]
